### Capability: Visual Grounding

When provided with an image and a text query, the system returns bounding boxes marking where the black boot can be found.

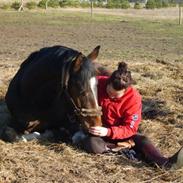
[166,146,183,169]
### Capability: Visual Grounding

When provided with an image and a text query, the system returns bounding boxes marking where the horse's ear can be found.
[87,45,100,61]
[73,53,83,72]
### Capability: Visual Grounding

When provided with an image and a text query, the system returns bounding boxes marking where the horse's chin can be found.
[81,117,102,130]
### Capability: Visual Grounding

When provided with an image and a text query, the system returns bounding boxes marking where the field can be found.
[0,8,183,183]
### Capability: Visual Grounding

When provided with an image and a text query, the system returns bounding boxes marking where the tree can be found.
[18,0,24,11]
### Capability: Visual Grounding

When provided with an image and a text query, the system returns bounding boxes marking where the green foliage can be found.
[79,2,90,8]
[60,0,80,7]
[0,4,11,10]
[146,0,171,9]
[80,1,91,8]
[121,0,130,8]
[162,0,169,7]
[106,0,115,8]
[155,0,162,8]
[168,0,176,7]
[26,1,37,9]
[48,0,60,8]
[93,2,106,8]
[11,1,20,10]
[107,0,130,9]
[38,0,60,8]
[38,0,47,8]
[97,2,106,8]
[134,1,142,9]
[145,0,156,9]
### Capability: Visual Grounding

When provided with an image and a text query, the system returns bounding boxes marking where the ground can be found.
[0,8,183,183]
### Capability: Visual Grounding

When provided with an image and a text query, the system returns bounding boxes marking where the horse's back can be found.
[20,45,77,69]
[5,45,78,123]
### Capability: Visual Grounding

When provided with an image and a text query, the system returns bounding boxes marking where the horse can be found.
[4,45,110,142]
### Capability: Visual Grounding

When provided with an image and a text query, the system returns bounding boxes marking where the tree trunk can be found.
[18,0,24,11]
[46,0,50,10]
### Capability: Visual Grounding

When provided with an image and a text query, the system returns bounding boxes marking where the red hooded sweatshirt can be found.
[97,76,142,140]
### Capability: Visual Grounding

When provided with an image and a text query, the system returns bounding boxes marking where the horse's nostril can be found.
[90,116,102,127]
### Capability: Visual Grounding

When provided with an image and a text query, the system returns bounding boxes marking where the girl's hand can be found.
[89,126,108,137]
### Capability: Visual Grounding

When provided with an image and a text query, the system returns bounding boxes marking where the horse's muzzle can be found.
[76,107,102,117]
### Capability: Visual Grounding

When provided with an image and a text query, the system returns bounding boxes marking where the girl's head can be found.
[108,62,134,91]
[106,62,134,99]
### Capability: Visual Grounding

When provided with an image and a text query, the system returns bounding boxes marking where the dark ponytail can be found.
[108,62,134,90]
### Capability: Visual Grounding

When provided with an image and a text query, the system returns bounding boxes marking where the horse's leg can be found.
[24,120,44,133]
[1,126,19,142]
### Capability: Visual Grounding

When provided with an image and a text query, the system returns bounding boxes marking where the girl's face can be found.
[106,84,125,99]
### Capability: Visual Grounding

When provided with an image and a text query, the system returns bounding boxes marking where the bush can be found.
[26,1,37,9]
[48,0,60,8]
[38,0,47,9]
[38,0,60,8]
[107,0,130,9]
[134,1,141,9]
[106,0,117,8]
[146,0,170,9]
[162,1,169,7]
[11,1,21,10]
[155,0,162,8]
[60,0,80,7]
[168,0,176,7]
[145,0,156,9]
[0,4,11,9]
[80,2,90,8]
[121,0,130,8]
[97,2,106,8]
[93,1,106,8]
[106,1,116,8]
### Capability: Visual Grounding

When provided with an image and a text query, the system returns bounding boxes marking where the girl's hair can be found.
[108,62,134,90]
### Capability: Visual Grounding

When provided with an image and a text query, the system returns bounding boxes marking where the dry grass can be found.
[60,7,183,20]
[0,10,182,183]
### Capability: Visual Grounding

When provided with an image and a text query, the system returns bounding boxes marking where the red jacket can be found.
[97,76,142,140]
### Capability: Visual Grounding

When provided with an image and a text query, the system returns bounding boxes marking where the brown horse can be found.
[4,45,110,142]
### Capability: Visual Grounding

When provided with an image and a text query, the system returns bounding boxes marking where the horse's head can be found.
[66,46,102,130]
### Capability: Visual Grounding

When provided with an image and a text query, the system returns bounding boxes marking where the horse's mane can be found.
[74,58,96,89]
[20,45,96,90]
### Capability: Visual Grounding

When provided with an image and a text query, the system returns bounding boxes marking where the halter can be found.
[60,57,102,118]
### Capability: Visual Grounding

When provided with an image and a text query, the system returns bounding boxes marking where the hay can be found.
[0,59,182,182]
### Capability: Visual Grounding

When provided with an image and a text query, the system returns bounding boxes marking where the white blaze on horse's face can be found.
[89,77,99,108]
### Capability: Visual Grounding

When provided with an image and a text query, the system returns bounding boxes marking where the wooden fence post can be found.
[90,0,93,18]
[179,3,182,25]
